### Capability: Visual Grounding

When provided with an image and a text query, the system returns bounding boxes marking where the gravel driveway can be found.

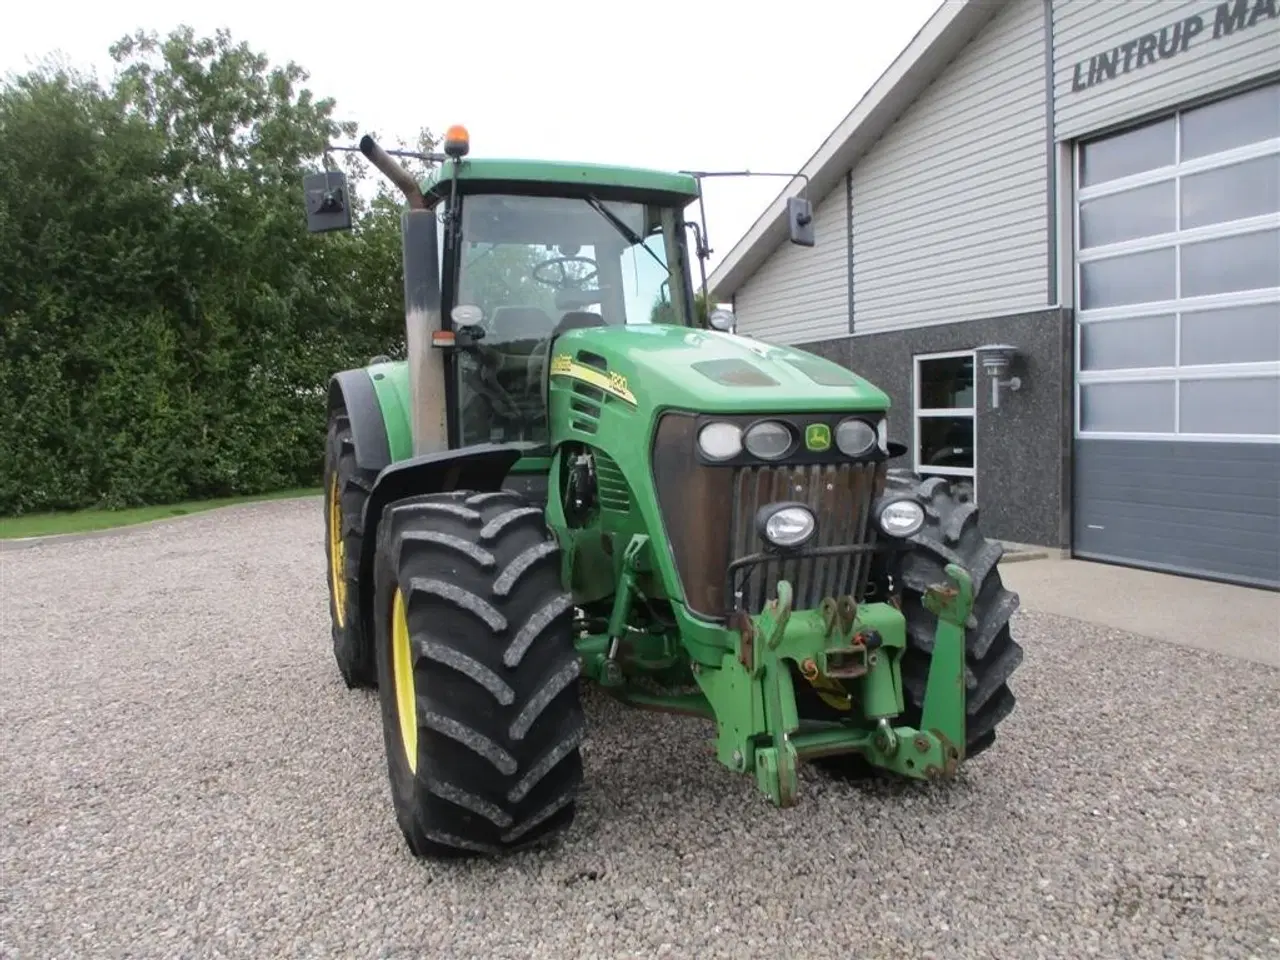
[2,497,1278,960]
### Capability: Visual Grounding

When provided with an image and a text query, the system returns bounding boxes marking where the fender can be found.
[356,443,527,640]
[328,369,392,473]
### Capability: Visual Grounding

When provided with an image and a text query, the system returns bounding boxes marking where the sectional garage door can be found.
[1071,80,1280,588]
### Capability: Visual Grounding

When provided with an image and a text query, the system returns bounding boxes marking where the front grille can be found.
[650,411,887,620]
[729,463,882,614]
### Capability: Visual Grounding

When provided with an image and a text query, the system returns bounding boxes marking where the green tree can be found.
[0,27,415,514]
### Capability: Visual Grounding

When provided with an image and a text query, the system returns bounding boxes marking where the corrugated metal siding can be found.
[1073,438,1280,588]
[849,0,1050,336]
[1053,0,1280,141]
[732,181,848,344]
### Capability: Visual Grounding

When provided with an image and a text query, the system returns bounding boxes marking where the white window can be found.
[1073,81,1280,443]
[913,350,977,500]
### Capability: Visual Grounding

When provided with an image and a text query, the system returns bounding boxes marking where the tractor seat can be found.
[478,307,558,410]
[555,310,609,334]
[526,311,611,399]
[487,306,557,355]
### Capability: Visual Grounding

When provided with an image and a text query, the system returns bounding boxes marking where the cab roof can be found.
[421,157,702,206]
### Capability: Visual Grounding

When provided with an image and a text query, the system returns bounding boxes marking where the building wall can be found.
[1053,0,1280,140]
[801,308,1075,548]
[721,0,1280,558]
[732,179,848,344]
[849,0,1051,337]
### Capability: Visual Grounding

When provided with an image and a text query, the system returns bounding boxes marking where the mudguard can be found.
[356,443,527,639]
[328,370,392,473]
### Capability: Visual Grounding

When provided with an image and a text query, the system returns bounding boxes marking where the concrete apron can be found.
[1000,556,1280,669]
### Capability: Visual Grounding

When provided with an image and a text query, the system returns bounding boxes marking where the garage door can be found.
[1072,80,1280,589]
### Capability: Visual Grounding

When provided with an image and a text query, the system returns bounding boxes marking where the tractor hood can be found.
[552,323,890,414]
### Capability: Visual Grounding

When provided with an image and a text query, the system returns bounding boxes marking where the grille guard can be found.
[725,538,913,615]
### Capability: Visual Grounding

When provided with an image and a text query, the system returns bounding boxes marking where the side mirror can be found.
[303,170,353,234]
[787,196,815,247]
[708,307,736,333]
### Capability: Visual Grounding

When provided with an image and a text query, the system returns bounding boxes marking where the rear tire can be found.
[372,490,586,858]
[801,471,1024,777]
[323,404,380,689]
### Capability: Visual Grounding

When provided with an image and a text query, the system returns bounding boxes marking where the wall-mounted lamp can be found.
[975,343,1022,409]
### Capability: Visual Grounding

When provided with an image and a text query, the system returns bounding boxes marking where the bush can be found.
[0,28,420,514]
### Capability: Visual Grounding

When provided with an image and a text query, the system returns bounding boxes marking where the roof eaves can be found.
[707,0,1005,301]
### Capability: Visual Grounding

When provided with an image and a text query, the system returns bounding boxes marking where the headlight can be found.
[698,421,742,460]
[744,420,793,459]
[876,498,925,538]
[756,503,817,549]
[835,418,877,456]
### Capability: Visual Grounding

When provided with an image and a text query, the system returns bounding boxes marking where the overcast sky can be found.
[4,0,942,276]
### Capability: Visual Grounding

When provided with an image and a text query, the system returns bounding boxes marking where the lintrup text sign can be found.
[1071,0,1278,93]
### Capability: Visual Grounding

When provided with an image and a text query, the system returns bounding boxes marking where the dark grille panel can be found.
[729,462,883,614]
[594,451,631,515]
[651,413,735,617]
[649,411,888,620]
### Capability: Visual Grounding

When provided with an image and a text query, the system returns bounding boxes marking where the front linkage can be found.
[707,564,971,806]
[576,532,974,808]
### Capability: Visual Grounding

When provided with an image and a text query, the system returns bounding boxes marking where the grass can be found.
[0,488,322,540]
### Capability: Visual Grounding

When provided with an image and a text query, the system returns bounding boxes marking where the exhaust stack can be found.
[359,135,427,210]
[357,134,444,455]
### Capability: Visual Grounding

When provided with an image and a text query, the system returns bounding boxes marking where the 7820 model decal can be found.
[550,353,637,405]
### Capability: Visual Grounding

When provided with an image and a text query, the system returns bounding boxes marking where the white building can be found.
[709,0,1280,589]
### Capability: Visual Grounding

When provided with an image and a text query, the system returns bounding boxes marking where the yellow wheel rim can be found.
[327,472,347,627]
[391,588,418,772]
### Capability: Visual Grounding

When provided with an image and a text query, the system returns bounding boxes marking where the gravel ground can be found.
[1,497,1278,960]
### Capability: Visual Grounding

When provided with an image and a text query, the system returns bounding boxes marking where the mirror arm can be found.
[678,168,815,326]
[692,184,713,324]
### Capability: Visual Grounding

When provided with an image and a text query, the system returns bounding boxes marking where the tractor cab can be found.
[441,184,700,451]
[305,125,712,462]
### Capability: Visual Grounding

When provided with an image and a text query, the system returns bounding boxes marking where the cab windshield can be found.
[451,192,692,446]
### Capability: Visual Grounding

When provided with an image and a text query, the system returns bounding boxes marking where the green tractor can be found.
[305,124,1024,858]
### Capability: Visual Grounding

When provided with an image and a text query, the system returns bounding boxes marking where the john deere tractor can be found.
[306,124,1024,858]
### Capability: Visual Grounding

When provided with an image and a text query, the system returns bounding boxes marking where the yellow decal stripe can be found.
[550,355,636,405]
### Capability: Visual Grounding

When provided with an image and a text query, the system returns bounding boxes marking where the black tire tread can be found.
[882,469,1025,758]
[373,490,586,858]
[324,406,380,689]
[800,470,1024,777]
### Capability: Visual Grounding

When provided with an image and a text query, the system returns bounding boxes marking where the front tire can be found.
[800,471,1024,776]
[373,490,587,858]
[890,472,1024,758]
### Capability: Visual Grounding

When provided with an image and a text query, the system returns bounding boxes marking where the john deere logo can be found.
[805,423,831,451]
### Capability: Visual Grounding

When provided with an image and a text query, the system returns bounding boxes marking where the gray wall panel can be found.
[1073,438,1280,587]
[850,0,1050,336]
[732,180,849,344]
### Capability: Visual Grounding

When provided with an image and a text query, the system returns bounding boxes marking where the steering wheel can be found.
[532,255,598,290]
